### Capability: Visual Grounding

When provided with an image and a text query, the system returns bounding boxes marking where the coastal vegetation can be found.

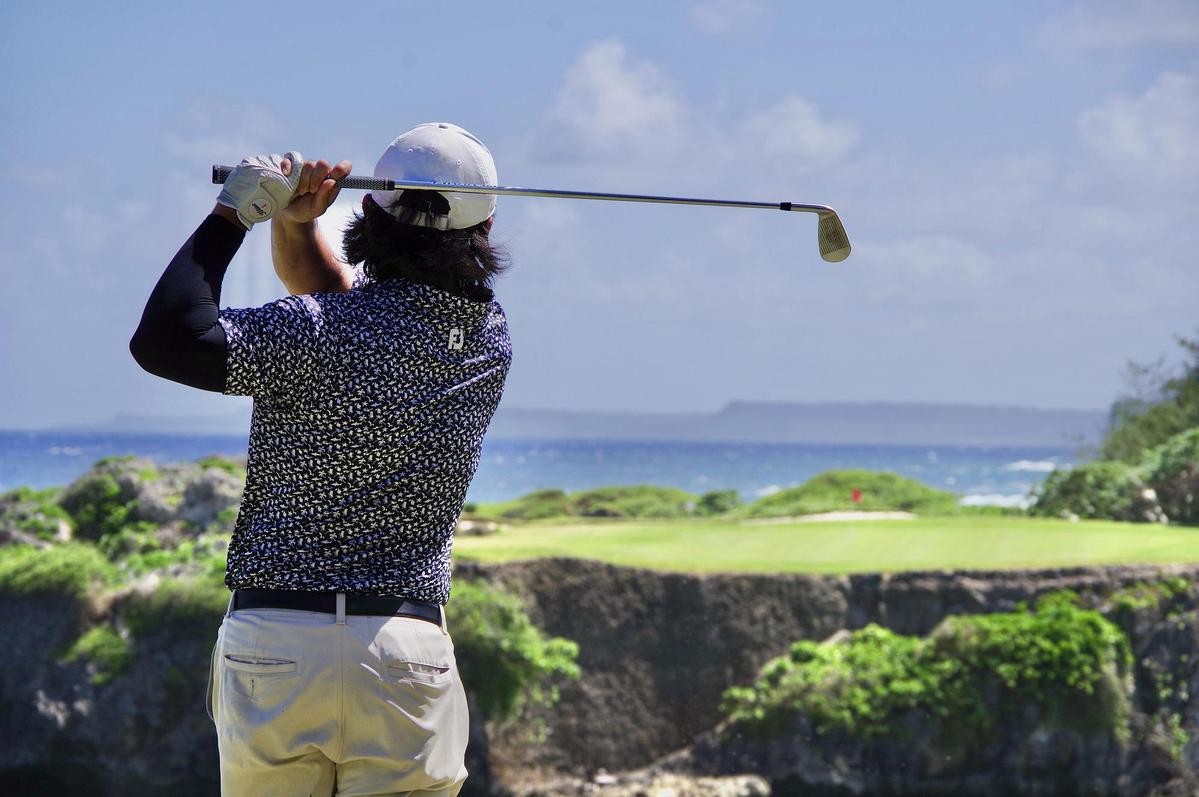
[742,469,958,517]
[0,455,579,722]
[473,470,970,523]
[0,542,117,597]
[719,591,1132,741]
[1030,335,1199,525]
[3,453,1198,794]
[1100,335,1199,464]
[477,484,703,520]
[449,580,581,720]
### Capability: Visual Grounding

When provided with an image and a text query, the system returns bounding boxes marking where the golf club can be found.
[212,165,852,263]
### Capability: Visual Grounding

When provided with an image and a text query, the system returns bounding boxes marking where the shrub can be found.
[121,568,231,642]
[498,489,574,521]
[61,625,132,685]
[572,485,695,519]
[196,455,247,479]
[721,592,1132,742]
[1103,401,1194,465]
[58,470,137,541]
[745,470,959,518]
[1143,428,1199,525]
[1110,577,1191,615]
[0,543,116,598]
[496,485,698,521]
[1100,335,1199,464]
[216,506,239,529]
[696,489,743,516]
[448,579,580,721]
[1030,461,1154,521]
[96,521,162,559]
[123,573,230,638]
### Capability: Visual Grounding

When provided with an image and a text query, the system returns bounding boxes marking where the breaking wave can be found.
[1001,459,1061,473]
[960,493,1033,509]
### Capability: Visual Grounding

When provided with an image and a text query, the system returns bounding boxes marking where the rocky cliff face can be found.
[458,559,1199,796]
[2,524,1199,791]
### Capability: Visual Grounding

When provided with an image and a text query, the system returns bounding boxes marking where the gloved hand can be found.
[216,151,303,229]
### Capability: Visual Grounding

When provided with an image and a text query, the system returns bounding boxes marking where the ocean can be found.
[0,430,1070,507]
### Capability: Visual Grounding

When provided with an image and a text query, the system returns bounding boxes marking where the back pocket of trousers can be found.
[223,655,298,703]
[386,661,451,686]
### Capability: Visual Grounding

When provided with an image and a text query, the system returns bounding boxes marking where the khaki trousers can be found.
[208,600,470,797]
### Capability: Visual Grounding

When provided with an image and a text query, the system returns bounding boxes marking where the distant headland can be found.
[68,401,1106,448]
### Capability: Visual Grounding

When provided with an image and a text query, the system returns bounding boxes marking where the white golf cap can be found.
[369,122,498,230]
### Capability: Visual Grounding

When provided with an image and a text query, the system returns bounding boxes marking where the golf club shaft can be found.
[213,165,832,215]
[210,165,852,262]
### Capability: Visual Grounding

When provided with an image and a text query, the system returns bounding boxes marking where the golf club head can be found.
[817,212,851,262]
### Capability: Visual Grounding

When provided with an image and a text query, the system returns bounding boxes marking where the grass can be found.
[453,515,1199,574]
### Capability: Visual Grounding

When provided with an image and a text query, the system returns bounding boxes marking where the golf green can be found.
[453,515,1199,574]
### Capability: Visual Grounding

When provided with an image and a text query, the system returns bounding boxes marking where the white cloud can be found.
[1039,0,1199,50]
[690,0,767,35]
[541,40,684,163]
[535,40,858,192]
[735,95,859,175]
[851,235,996,307]
[851,154,1054,242]
[1079,71,1199,182]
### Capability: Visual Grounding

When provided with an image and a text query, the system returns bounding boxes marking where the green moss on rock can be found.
[196,455,247,480]
[1,486,73,540]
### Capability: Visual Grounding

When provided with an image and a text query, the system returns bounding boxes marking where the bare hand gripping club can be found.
[212,165,852,262]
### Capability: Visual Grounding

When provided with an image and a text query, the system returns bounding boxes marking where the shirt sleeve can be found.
[218,294,325,399]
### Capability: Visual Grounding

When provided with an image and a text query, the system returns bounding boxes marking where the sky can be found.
[0,0,1196,428]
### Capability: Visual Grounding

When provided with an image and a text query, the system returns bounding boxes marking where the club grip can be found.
[211,164,396,191]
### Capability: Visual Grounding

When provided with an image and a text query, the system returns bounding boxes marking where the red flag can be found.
[851,488,863,504]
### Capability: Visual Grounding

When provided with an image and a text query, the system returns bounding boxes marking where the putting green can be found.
[453,515,1199,574]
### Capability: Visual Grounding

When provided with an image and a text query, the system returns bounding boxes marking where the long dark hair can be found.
[341,191,508,301]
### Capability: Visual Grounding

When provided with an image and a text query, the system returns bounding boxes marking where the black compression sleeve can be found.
[129,214,246,392]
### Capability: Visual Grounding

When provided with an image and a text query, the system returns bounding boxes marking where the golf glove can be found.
[216,151,303,229]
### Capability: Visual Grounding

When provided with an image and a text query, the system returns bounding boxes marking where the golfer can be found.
[130,123,511,797]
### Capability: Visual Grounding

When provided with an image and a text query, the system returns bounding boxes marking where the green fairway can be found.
[453,515,1199,574]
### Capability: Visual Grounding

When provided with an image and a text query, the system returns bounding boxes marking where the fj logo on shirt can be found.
[448,328,464,351]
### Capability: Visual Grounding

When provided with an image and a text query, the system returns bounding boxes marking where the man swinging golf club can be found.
[130,122,510,797]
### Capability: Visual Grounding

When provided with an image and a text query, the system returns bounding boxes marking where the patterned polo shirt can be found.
[217,269,511,603]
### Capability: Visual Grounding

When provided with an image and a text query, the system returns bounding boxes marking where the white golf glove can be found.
[216,151,303,229]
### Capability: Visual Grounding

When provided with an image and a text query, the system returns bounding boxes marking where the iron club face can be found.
[212,165,852,263]
[817,212,852,263]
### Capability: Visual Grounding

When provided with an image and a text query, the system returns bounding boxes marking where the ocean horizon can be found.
[0,429,1072,507]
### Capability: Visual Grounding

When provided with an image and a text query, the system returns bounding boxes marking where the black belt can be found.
[232,588,442,626]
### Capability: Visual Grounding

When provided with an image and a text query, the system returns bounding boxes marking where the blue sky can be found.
[1,0,1196,428]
